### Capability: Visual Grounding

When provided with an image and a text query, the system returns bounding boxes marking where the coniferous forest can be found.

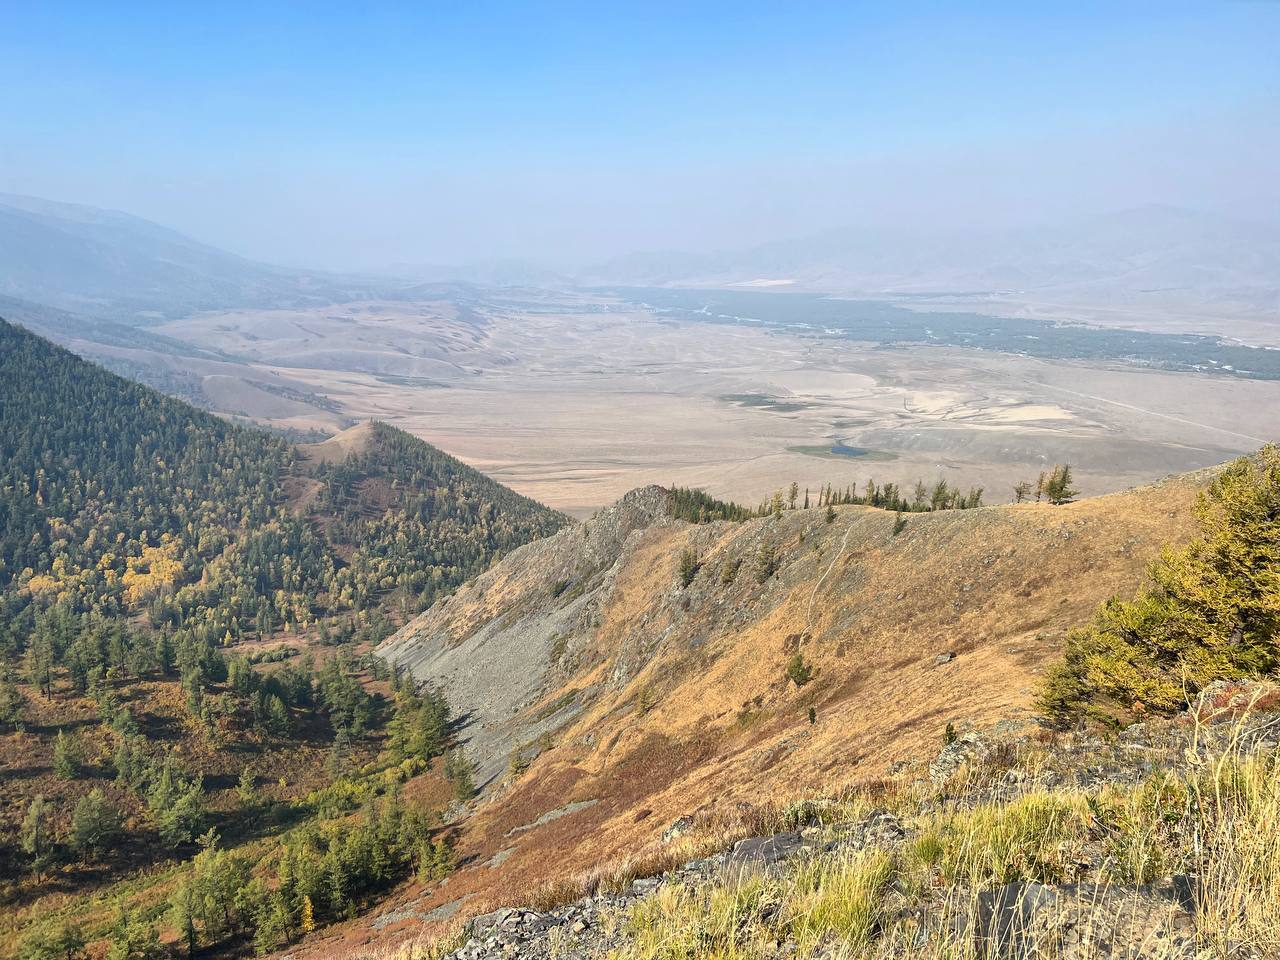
[0,318,566,655]
[0,318,565,957]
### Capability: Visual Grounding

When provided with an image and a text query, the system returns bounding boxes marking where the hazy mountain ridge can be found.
[8,193,1277,332]
[0,193,391,323]
[584,206,1280,333]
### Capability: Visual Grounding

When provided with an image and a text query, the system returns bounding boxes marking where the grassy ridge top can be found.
[364,463,1214,958]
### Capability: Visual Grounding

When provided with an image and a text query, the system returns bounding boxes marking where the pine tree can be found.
[53,729,80,780]
[21,794,54,880]
[720,558,740,585]
[189,834,250,940]
[147,759,204,849]
[325,851,348,915]
[236,767,256,807]
[105,906,164,960]
[113,735,146,790]
[785,653,814,687]
[1044,464,1078,505]
[824,504,836,524]
[26,628,54,699]
[168,880,199,959]
[417,835,455,881]
[444,748,476,801]
[755,541,779,582]
[411,688,451,760]
[252,893,293,955]
[912,480,928,511]
[16,920,84,960]
[265,693,291,735]
[677,547,700,588]
[0,668,25,730]
[71,788,122,859]
[327,728,352,778]
[930,479,951,511]
[1039,447,1280,726]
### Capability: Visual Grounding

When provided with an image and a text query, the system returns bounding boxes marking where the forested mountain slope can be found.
[0,318,566,651]
[0,317,566,957]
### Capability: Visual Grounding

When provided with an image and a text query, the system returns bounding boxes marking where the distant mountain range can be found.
[3,192,1277,339]
[584,205,1280,321]
[0,192,385,323]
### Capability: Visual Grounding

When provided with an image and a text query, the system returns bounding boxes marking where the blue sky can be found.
[2,2,1277,266]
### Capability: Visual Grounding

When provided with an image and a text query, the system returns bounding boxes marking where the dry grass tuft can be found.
[602,713,1280,960]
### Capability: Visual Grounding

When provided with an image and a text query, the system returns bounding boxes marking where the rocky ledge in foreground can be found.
[417,680,1279,960]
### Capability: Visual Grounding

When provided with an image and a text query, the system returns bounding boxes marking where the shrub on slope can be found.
[1039,446,1280,728]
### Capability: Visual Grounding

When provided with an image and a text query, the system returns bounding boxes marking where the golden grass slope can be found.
[353,472,1207,958]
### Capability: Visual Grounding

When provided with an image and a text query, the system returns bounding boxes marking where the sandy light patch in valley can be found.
[154,296,1280,516]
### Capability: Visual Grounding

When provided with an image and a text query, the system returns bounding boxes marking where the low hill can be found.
[364,469,1210,954]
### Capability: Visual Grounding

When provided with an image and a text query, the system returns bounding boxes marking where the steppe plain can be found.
[150,291,1280,516]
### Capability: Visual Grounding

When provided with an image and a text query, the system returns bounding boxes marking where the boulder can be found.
[728,831,805,867]
[964,881,1197,959]
[929,730,991,783]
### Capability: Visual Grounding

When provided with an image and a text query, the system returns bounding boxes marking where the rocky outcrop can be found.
[380,478,1205,798]
[379,486,675,788]
[427,696,1277,960]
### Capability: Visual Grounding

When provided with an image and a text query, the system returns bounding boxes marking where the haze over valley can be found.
[5,192,1280,516]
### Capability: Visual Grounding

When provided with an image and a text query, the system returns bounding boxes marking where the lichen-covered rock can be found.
[929,730,992,783]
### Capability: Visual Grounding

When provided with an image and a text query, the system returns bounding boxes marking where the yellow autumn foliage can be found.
[122,536,185,606]
[24,574,61,597]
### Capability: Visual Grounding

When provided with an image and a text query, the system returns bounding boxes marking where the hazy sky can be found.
[2,2,1278,269]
